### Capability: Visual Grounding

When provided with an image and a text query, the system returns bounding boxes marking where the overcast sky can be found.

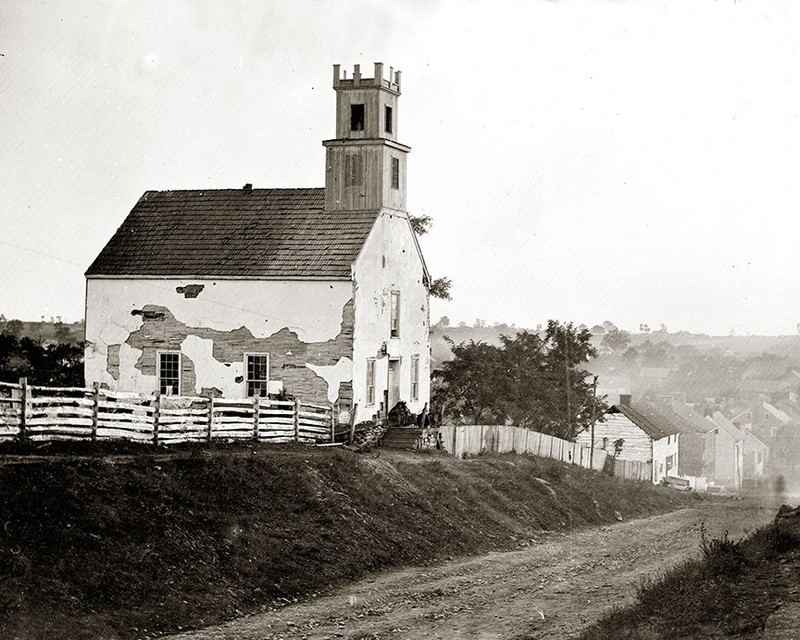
[2,0,799,335]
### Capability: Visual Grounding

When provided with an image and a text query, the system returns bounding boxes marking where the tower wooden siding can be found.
[324,142,407,211]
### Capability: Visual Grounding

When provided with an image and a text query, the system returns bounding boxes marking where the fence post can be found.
[153,391,161,447]
[329,403,335,443]
[18,377,28,442]
[293,397,300,442]
[206,394,214,444]
[253,396,260,442]
[90,382,100,443]
[348,403,358,444]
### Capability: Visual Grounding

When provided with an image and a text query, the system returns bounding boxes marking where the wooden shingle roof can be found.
[86,188,380,279]
[612,401,681,440]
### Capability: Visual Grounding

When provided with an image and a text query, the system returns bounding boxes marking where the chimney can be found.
[619,394,632,407]
[243,183,253,191]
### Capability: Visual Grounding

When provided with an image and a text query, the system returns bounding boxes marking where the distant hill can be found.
[432,324,800,366]
[430,323,521,365]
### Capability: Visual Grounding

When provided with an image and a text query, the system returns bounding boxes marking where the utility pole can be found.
[589,375,598,470]
[564,326,572,438]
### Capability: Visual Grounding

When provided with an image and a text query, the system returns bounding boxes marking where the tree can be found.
[601,327,631,352]
[433,339,505,425]
[433,321,605,438]
[408,214,432,236]
[0,332,84,386]
[428,276,452,301]
[408,214,452,301]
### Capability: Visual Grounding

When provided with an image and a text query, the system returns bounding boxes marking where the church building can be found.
[84,63,431,423]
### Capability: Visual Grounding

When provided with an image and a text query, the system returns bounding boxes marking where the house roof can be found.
[669,400,717,434]
[85,188,381,279]
[609,401,681,440]
[707,411,745,441]
[741,428,769,451]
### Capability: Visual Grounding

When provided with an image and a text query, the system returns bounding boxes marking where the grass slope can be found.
[579,508,800,639]
[0,445,701,639]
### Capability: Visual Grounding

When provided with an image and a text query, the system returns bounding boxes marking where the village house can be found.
[705,411,745,491]
[742,428,769,483]
[731,400,794,441]
[84,63,431,424]
[575,395,680,484]
[578,396,719,488]
[666,399,716,490]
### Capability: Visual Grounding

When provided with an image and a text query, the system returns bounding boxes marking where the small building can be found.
[576,395,679,484]
[732,400,793,441]
[742,429,768,481]
[84,63,431,423]
[667,399,716,489]
[706,411,745,491]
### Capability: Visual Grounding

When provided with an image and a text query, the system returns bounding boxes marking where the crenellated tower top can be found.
[333,62,401,94]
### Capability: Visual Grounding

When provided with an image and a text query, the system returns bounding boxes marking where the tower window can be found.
[385,105,393,134]
[391,157,400,190]
[350,104,365,131]
[345,153,363,186]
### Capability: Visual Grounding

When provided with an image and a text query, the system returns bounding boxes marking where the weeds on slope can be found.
[579,511,800,639]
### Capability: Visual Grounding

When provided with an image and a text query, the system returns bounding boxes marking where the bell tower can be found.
[323,63,411,213]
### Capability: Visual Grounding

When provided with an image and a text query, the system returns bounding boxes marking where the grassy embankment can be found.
[0,443,703,639]
[580,506,800,639]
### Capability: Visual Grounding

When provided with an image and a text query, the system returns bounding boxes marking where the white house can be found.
[84,63,430,423]
[706,411,745,491]
[576,395,680,484]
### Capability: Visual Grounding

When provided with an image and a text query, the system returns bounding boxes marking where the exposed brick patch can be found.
[176,284,205,298]
[131,309,165,320]
[337,381,354,410]
[106,344,121,381]
[125,299,354,404]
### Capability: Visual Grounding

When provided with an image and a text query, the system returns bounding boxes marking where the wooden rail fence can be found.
[435,424,653,482]
[0,379,336,445]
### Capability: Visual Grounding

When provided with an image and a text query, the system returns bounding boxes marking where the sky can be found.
[2,0,799,336]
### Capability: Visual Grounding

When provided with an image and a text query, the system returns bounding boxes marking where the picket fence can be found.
[0,379,337,445]
[436,424,653,482]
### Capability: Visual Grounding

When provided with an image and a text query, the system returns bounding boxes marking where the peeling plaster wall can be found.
[85,278,354,402]
[352,211,430,422]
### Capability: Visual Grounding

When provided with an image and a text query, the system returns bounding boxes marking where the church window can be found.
[245,353,269,398]
[350,104,365,131]
[390,291,400,338]
[411,355,419,401]
[366,359,376,405]
[158,351,180,396]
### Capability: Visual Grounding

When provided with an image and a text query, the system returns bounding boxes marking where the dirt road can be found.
[169,501,776,640]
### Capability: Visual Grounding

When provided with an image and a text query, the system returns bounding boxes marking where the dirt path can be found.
[169,502,776,640]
